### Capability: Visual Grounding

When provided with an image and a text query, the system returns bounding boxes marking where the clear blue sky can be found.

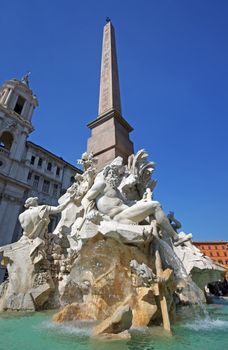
[1,0,227,240]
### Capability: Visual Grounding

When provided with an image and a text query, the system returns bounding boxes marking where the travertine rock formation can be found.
[0,150,223,337]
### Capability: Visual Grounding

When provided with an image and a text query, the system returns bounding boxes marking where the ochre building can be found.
[193,241,228,269]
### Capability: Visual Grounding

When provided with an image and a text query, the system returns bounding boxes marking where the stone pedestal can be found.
[87,110,134,170]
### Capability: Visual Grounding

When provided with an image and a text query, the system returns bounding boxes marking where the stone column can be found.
[10,130,27,161]
[0,89,8,104]
[27,104,34,121]
[3,88,12,106]
[21,101,30,119]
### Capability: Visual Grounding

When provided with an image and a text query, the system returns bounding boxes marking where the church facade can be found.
[0,76,81,280]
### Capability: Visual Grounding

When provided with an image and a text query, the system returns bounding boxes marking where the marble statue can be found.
[21,71,31,87]
[51,151,194,253]
[82,158,186,246]
[19,195,74,240]
[53,153,97,237]
[0,149,224,338]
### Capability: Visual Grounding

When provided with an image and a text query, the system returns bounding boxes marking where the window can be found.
[33,175,40,189]
[42,179,50,193]
[47,162,52,171]
[27,171,32,181]
[30,155,35,165]
[226,261,228,265]
[215,246,217,250]
[0,131,14,150]
[14,95,26,115]
[208,246,211,250]
[71,176,75,183]
[53,184,59,197]
[38,157,43,167]
[56,167,60,176]
[218,260,223,264]
[201,246,204,250]
[217,252,220,257]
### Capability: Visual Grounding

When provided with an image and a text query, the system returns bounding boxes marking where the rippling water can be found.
[0,305,228,350]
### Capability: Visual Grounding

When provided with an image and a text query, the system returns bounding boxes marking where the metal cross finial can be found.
[106,17,111,23]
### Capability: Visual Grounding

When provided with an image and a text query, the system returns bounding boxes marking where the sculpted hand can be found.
[142,188,152,201]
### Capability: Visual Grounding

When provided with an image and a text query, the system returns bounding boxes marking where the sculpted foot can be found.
[173,233,192,246]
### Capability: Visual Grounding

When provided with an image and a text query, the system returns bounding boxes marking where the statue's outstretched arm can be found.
[48,196,73,214]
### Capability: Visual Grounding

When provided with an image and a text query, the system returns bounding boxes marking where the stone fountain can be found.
[0,149,224,339]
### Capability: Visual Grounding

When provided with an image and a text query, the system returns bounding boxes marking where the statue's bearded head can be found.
[24,197,39,208]
[103,164,124,189]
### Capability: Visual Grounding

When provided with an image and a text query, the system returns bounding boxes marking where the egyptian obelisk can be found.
[87,19,134,170]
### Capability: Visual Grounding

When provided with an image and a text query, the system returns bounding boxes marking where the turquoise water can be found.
[0,305,228,350]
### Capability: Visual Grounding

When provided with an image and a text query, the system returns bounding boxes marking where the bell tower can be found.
[87,20,134,170]
[0,74,38,162]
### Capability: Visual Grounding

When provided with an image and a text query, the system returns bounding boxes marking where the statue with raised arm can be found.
[19,195,74,240]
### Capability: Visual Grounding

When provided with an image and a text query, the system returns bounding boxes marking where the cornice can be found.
[0,172,31,189]
[87,109,133,132]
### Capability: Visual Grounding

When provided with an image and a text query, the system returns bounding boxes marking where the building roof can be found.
[193,241,228,245]
[26,141,82,173]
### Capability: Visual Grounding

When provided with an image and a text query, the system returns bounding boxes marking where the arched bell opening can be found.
[0,131,14,151]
